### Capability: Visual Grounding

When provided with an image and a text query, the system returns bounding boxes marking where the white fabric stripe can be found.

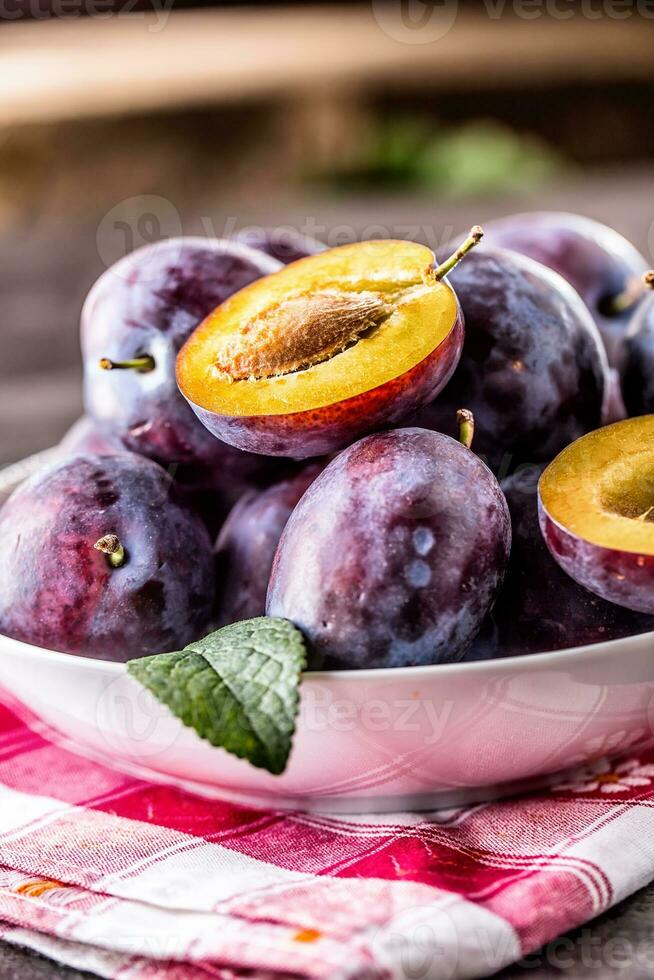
[98,841,312,909]
[0,782,321,914]
[365,890,522,980]
[562,803,654,906]
[0,785,70,841]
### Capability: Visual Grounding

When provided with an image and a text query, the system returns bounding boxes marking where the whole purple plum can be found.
[494,465,654,655]
[413,247,608,471]
[232,227,325,265]
[482,212,649,367]
[0,453,215,661]
[621,285,654,416]
[82,237,280,470]
[267,428,511,669]
[214,463,323,625]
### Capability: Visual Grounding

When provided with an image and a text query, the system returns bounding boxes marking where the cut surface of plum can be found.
[539,416,654,613]
[177,236,477,457]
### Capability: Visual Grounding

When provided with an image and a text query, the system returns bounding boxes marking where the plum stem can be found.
[99,355,155,373]
[94,534,126,569]
[456,408,475,450]
[603,275,650,316]
[431,226,484,281]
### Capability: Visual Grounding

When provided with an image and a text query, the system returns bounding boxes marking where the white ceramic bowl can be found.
[1,453,654,813]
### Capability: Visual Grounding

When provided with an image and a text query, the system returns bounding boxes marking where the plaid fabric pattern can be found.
[1,698,654,979]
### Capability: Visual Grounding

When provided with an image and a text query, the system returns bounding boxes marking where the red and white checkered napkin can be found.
[1,697,654,980]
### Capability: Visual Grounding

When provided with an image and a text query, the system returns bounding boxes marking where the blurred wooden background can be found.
[2,1,654,466]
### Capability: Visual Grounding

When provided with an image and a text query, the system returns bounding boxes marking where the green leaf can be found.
[127,617,307,775]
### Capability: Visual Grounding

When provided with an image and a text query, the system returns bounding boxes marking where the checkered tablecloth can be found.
[0,697,654,979]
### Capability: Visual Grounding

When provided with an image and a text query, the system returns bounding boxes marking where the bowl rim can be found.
[1,623,653,683]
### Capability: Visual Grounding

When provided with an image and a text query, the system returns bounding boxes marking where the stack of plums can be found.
[2,214,654,669]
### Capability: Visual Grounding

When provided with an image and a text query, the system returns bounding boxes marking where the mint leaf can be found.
[128,617,307,775]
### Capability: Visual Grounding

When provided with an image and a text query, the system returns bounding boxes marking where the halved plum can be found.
[176,234,481,458]
[539,416,654,613]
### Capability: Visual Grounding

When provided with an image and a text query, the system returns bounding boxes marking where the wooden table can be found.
[2,172,654,976]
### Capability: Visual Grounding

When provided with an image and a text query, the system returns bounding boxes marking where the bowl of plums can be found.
[1,214,654,812]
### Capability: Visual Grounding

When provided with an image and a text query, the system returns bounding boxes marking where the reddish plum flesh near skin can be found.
[214,464,323,626]
[482,212,649,367]
[622,295,654,416]
[0,453,215,661]
[82,237,280,469]
[413,248,608,471]
[266,428,511,669]
[232,227,326,264]
[539,512,654,616]
[496,467,654,654]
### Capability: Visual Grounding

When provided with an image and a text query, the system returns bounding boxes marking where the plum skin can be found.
[266,427,511,669]
[622,295,654,416]
[538,501,654,615]
[232,227,325,265]
[214,464,322,626]
[413,247,608,470]
[59,416,126,456]
[495,467,654,654]
[482,211,649,368]
[187,311,464,458]
[82,237,280,469]
[0,453,215,661]
[59,415,287,538]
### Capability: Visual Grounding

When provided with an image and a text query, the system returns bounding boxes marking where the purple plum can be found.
[82,237,280,471]
[482,212,649,367]
[232,227,325,265]
[0,453,215,661]
[622,284,654,416]
[413,247,608,471]
[267,428,511,669]
[214,463,323,626]
[494,465,654,654]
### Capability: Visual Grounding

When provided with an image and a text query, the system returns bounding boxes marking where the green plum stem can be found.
[94,534,126,569]
[99,355,155,373]
[457,409,475,450]
[432,226,484,282]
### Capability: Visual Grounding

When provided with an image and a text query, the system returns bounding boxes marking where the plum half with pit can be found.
[482,212,649,367]
[495,465,654,655]
[413,247,608,470]
[539,416,654,614]
[0,453,215,660]
[266,427,511,669]
[232,227,325,264]
[621,274,654,416]
[82,237,280,469]
[177,232,484,458]
[214,463,323,625]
